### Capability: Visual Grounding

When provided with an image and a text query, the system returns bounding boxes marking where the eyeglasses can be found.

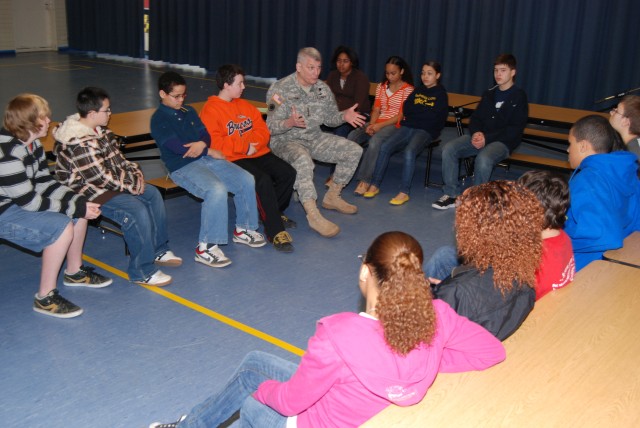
[97,107,111,114]
[336,58,351,64]
[168,93,187,100]
[611,107,626,118]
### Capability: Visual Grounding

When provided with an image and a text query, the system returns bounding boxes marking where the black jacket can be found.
[468,85,528,153]
[432,265,535,340]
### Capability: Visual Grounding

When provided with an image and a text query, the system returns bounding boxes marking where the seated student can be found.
[0,94,111,318]
[431,181,542,340]
[200,64,296,253]
[432,53,528,210]
[349,56,414,197]
[149,231,505,428]
[325,45,372,138]
[609,94,640,160]
[54,87,181,287]
[517,171,575,299]
[368,61,448,205]
[150,72,266,268]
[565,115,640,270]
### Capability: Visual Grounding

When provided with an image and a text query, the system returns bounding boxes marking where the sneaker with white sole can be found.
[149,414,187,428]
[154,250,183,267]
[134,270,172,287]
[33,289,83,318]
[195,244,232,268]
[233,229,267,248]
[63,265,113,288]
[432,195,457,210]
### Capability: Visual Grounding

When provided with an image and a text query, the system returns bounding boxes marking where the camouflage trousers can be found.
[270,133,363,203]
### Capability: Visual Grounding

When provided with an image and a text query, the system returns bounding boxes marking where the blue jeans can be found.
[424,245,459,281]
[441,135,510,197]
[370,127,431,195]
[100,186,169,282]
[0,204,72,252]
[349,125,400,183]
[170,157,258,245]
[179,351,297,428]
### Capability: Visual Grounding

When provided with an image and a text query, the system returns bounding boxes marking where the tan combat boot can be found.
[302,200,340,238]
[322,181,358,214]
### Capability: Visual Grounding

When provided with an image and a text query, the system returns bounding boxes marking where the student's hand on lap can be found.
[209,149,226,160]
[84,202,101,219]
[247,143,258,156]
[183,141,208,158]
[471,132,486,149]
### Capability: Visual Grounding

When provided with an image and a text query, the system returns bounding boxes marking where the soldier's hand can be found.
[287,106,307,128]
[343,104,366,128]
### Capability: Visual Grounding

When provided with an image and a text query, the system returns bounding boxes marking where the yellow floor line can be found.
[82,254,304,356]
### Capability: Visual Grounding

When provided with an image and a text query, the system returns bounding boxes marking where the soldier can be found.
[266,47,366,238]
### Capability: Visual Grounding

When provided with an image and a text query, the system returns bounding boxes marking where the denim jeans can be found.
[424,245,459,281]
[170,157,258,245]
[441,135,510,197]
[349,125,400,183]
[100,185,169,282]
[0,204,71,252]
[179,351,297,428]
[370,127,431,194]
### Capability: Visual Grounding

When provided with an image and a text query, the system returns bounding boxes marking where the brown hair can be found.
[621,95,640,136]
[363,231,436,355]
[455,181,543,294]
[517,170,570,229]
[3,94,51,141]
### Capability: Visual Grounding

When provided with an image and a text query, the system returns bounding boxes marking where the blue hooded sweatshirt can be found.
[565,150,640,270]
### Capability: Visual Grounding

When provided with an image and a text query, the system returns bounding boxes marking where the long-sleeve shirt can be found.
[53,114,144,200]
[266,72,346,142]
[200,96,271,162]
[254,300,505,427]
[468,85,529,153]
[150,104,211,173]
[326,68,371,114]
[0,128,86,218]
[400,84,449,139]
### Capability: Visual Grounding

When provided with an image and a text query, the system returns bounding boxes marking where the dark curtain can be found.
[147,0,640,109]
[66,0,143,58]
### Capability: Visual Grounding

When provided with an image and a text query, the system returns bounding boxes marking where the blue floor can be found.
[0,52,527,428]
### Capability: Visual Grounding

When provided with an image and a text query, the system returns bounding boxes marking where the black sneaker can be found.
[273,231,294,253]
[432,195,457,210]
[281,214,297,229]
[63,265,113,288]
[149,415,187,428]
[33,289,83,318]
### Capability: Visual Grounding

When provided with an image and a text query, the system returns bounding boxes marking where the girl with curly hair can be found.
[151,231,505,428]
[432,180,544,340]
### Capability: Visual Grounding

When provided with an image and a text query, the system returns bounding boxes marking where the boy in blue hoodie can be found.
[565,115,640,270]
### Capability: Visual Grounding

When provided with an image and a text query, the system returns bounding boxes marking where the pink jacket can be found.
[254,300,505,427]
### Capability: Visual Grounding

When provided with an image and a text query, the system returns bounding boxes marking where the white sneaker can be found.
[134,270,172,287]
[233,228,267,248]
[149,414,187,428]
[154,250,183,267]
[195,244,232,268]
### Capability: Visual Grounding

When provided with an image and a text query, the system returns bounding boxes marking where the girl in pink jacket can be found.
[150,231,505,428]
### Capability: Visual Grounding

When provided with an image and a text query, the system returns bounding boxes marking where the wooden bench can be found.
[363,260,640,427]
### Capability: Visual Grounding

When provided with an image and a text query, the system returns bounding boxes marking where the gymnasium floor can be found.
[0,52,525,428]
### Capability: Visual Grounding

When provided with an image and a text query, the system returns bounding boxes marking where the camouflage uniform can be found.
[266,73,363,203]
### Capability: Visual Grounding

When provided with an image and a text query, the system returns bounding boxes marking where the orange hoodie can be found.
[200,96,271,162]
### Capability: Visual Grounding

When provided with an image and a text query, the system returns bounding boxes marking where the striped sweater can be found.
[0,128,87,218]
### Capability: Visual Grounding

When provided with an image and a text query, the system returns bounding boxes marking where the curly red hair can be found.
[455,181,543,294]
[363,231,437,355]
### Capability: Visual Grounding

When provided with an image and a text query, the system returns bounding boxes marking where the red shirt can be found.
[535,230,575,300]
